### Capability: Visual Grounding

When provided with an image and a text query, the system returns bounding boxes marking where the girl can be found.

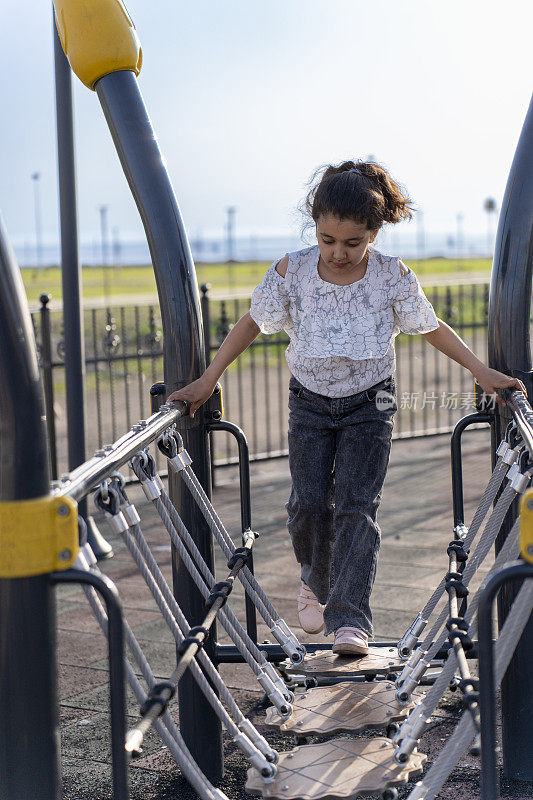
[168,160,524,656]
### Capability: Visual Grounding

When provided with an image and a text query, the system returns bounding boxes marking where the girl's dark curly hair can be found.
[302,160,414,231]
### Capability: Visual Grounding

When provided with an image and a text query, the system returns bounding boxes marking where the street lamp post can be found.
[99,205,110,298]
[483,197,497,257]
[226,205,236,291]
[31,171,43,273]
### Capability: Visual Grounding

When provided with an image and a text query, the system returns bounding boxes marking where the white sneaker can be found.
[332,626,370,656]
[297,581,324,634]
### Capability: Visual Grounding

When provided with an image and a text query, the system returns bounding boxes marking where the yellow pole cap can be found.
[519,489,533,565]
[0,495,79,578]
[53,0,142,90]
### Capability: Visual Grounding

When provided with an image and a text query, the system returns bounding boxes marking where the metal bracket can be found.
[0,494,78,577]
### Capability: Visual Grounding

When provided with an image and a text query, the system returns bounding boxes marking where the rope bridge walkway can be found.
[49,389,533,800]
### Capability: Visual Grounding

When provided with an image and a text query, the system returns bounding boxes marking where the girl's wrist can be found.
[203,365,222,387]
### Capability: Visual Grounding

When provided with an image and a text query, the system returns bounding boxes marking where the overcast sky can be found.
[1,0,532,249]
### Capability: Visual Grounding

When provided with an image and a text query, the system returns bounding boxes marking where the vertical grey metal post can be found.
[95,70,223,781]
[488,92,533,782]
[0,214,60,800]
[53,22,112,558]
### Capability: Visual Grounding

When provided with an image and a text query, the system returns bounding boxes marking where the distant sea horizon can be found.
[15,230,495,269]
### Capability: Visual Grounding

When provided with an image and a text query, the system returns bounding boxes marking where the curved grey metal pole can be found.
[488,92,533,782]
[0,213,60,799]
[94,69,223,781]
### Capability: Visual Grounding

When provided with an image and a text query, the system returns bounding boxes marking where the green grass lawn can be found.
[22,257,491,305]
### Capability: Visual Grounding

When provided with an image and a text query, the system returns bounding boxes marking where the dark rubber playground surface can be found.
[57,432,533,799]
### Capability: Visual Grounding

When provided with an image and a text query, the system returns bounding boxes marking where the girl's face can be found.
[315,215,378,274]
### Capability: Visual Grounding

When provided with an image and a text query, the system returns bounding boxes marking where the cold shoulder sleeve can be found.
[392,261,439,335]
[249,261,290,334]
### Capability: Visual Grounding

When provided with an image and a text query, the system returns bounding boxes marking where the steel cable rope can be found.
[393,518,521,763]
[74,547,226,800]
[395,471,527,700]
[396,494,520,703]
[397,438,519,658]
[406,569,533,800]
[163,443,304,662]
[96,483,278,776]
[115,470,292,713]
[121,518,278,763]
[126,459,293,710]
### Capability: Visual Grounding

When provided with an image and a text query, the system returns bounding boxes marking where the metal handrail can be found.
[503,389,533,461]
[52,404,185,502]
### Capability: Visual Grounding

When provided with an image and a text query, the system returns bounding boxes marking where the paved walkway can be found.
[56,428,530,799]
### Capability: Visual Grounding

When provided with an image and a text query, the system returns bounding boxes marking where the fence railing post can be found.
[40,293,58,480]
[201,284,217,489]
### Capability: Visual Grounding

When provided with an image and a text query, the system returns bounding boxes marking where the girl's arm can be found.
[422,319,526,402]
[167,312,260,417]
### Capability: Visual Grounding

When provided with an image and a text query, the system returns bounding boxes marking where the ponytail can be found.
[302,160,413,230]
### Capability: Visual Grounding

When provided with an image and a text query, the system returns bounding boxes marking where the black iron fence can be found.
[32,280,490,479]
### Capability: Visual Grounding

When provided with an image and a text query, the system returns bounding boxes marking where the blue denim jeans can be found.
[286,374,397,636]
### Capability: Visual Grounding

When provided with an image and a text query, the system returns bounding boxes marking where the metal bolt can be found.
[57,504,70,517]
[58,549,71,561]
[281,786,289,791]
[94,448,106,457]
[527,499,533,510]
[132,423,142,432]
[287,754,294,759]
[104,444,113,452]
[381,742,389,748]
[386,711,393,716]
[527,544,533,556]
[296,721,303,726]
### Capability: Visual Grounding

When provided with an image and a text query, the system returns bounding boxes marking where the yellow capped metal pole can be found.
[53,0,142,89]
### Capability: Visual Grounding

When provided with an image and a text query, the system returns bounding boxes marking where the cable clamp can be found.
[242,528,258,547]
[227,546,251,569]
[506,463,520,482]
[444,571,469,598]
[511,471,530,494]
[205,581,232,611]
[108,511,129,535]
[140,681,176,718]
[453,523,468,541]
[447,540,468,562]
[503,446,519,465]
[176,625,209,656]
[446,616,469,632]
[496,441,510,458]
[122,503,141,526]
[139,475,161,501]
[170,451,193,472]
[448,627,473,651]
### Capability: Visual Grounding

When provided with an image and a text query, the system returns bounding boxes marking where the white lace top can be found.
[249,245,439,397]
